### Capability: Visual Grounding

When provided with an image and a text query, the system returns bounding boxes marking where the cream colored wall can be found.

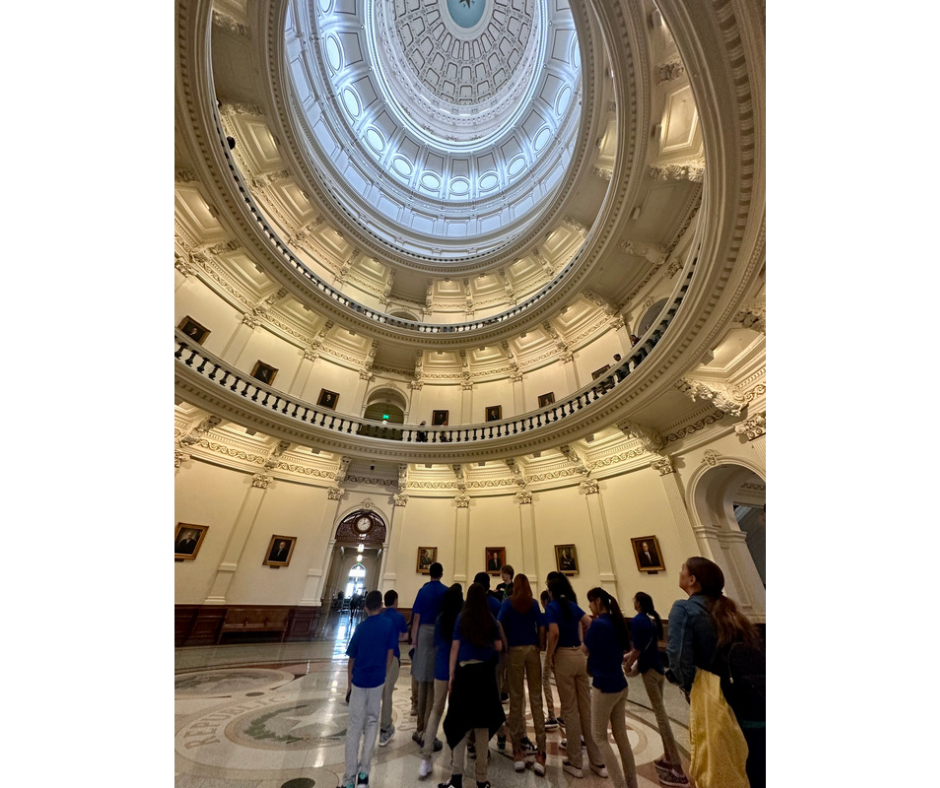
[174,278,243,357]
[175,428,765,618]
[522,361,566,406]
[235,328,303,386]
[472,379,516,420]
[417,384,463,424]
[298,358,359,408]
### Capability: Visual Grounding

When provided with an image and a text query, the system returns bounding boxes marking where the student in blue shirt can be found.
[623,592,687,786]
[583,587,637,788]
[379,589,410,747]
[419,584,463,781]
[442,583,505,788]
[343,590,398,788]
[544,575,605,778]
[411,562,448,747]
[498,573,547,775]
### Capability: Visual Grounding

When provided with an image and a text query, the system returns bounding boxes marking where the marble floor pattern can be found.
[176,616,692,788]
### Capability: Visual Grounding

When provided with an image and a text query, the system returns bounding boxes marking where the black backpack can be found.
[715,639,765,725]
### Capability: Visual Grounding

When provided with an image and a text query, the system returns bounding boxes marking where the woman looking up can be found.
[667,557,765,788]
[583,587,638,788]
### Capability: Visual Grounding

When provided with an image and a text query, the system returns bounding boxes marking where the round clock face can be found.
[355,516,371,533]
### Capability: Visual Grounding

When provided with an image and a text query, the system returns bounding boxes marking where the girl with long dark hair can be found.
[544,575,606,779]
[497,573,547,775]
[441,583,505,788]
[583,587,638,788]
[623,592,687,786]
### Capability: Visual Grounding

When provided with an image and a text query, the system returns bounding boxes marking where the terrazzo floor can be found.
[176,611,691,788]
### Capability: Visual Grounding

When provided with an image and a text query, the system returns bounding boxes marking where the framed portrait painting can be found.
[432,410,449,426]
[251,360,278,385]
[318,389,339,410]
[485,547,506,574]
[416,546,437,574]
[178,316,210,345]
[555,544,579,575]
[264,535,297,567]
[537,392,555,408]
[631,536,665,572]
[485,405,502,422]
[591,364,611,380]
[175,523,209,560]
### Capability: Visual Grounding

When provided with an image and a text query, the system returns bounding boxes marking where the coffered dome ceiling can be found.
[174,0,766,464]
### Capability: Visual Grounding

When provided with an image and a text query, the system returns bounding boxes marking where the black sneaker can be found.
[467,743,476,759]
[438,777,463,788]
[433,738,443,752]
[357,774,369,788]
[545,716,559,730]
[497,735,507,751]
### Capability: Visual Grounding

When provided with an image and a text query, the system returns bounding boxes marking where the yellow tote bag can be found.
[688,669,750,788]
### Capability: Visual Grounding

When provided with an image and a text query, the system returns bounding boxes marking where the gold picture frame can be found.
[318,389,339,410]
[485,547,506,574]
[416,546,438,574]
[178,316,210,345]
[631,536,665,572]
[554,543,579,575]
[175,522,209,560]
[251,360,278,385]
[264,535,297,567]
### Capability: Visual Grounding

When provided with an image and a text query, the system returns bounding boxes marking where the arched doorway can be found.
[688,460,766,620]
[637,298,668,337]
[321,508,388,616]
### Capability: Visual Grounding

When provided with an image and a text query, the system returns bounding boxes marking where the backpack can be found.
[715,639,765,725]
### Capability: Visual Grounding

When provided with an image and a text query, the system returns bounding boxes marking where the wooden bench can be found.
[216,606,290,644]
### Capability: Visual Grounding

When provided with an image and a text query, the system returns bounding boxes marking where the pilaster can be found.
[382,494,409,590]
[203,474,270,604]
[300,493,346,605]
[517,492,537,579]
[581,481,618,599]
[453,496,470,583]
[221,314,258,365]
[654,457,700,561]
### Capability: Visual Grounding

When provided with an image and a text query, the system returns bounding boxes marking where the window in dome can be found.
[325,36,342,72]
[533,126,552,152]
[479,172,499,192]
[364,127,385,153]
[341,88,361,119]
[507,155,526,178]
[392,156,414,178]
[449,177,470,196]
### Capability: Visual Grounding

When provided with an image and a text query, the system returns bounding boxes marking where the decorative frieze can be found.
[618,420,666,453]
[393,493,409,507]
[664,411,726,444]
[676,379,746,417]
[180,415,222,446]
[649,160,705,182]
[263,440,292,470]
[702,450,720,467]
[657,56,686,82]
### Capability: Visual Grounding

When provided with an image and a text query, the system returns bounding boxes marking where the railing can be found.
[211,110,585,334]
[175,266,697,444]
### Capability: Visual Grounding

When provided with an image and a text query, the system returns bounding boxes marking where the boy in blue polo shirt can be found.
[379,589,409,746]
[343,590,398,788]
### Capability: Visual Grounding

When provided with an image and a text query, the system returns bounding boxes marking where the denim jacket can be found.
[666,593,718,695]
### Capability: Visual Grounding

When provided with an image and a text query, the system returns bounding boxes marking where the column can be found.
[715,529,766,618]
[516,491,537,579]
[609,315,632,352]
[408,382,425,422]
[454,495,470,583]
[652,456,701,560]
[381,494,409,592]
[221,314,258,365]
[511,375,525,415]
[460,382,473,423]
[204,473,270,604]
[299,490,346,605]
[735,413,766,471]
[561,354,579,392]
[288,349,319,398]
[581,480,619,599]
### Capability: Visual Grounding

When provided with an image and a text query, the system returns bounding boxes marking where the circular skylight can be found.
[284,0,583,261]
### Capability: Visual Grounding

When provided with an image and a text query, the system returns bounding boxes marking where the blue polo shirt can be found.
[584,614,628,693]
[381,607,409,659]
[454,612,499,663]
[486,593,502,619]
[498,598,545,647]
[544,599,587,647]
[346,614,398,688]
[412,579,447,625]
[630,613,664,674]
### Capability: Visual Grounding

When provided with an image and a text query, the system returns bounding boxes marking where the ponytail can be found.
[587,587,630,651]
[634,591,664,640]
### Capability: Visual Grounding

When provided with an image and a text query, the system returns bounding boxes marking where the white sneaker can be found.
[563,761,583,778]
[590,763,609,778]
[419,759,433,780]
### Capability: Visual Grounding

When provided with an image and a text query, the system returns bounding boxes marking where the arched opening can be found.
[363,402,405,424]
[637,298,668,337]
[345,559,368,602]
[689,461,766,620]
[360,388,409,439]
[390,310,419,321]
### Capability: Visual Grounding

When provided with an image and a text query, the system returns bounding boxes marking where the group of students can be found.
[341,556,765,788]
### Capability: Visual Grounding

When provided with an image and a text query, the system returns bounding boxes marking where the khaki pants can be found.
[421,678,449,759]
[381,656,400,733]
[641,670,682,768]
[444,728,489,783]
[540,650,555,718]
[508,645,546,751]
[591,686,638,788]
[553,647,603,770]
